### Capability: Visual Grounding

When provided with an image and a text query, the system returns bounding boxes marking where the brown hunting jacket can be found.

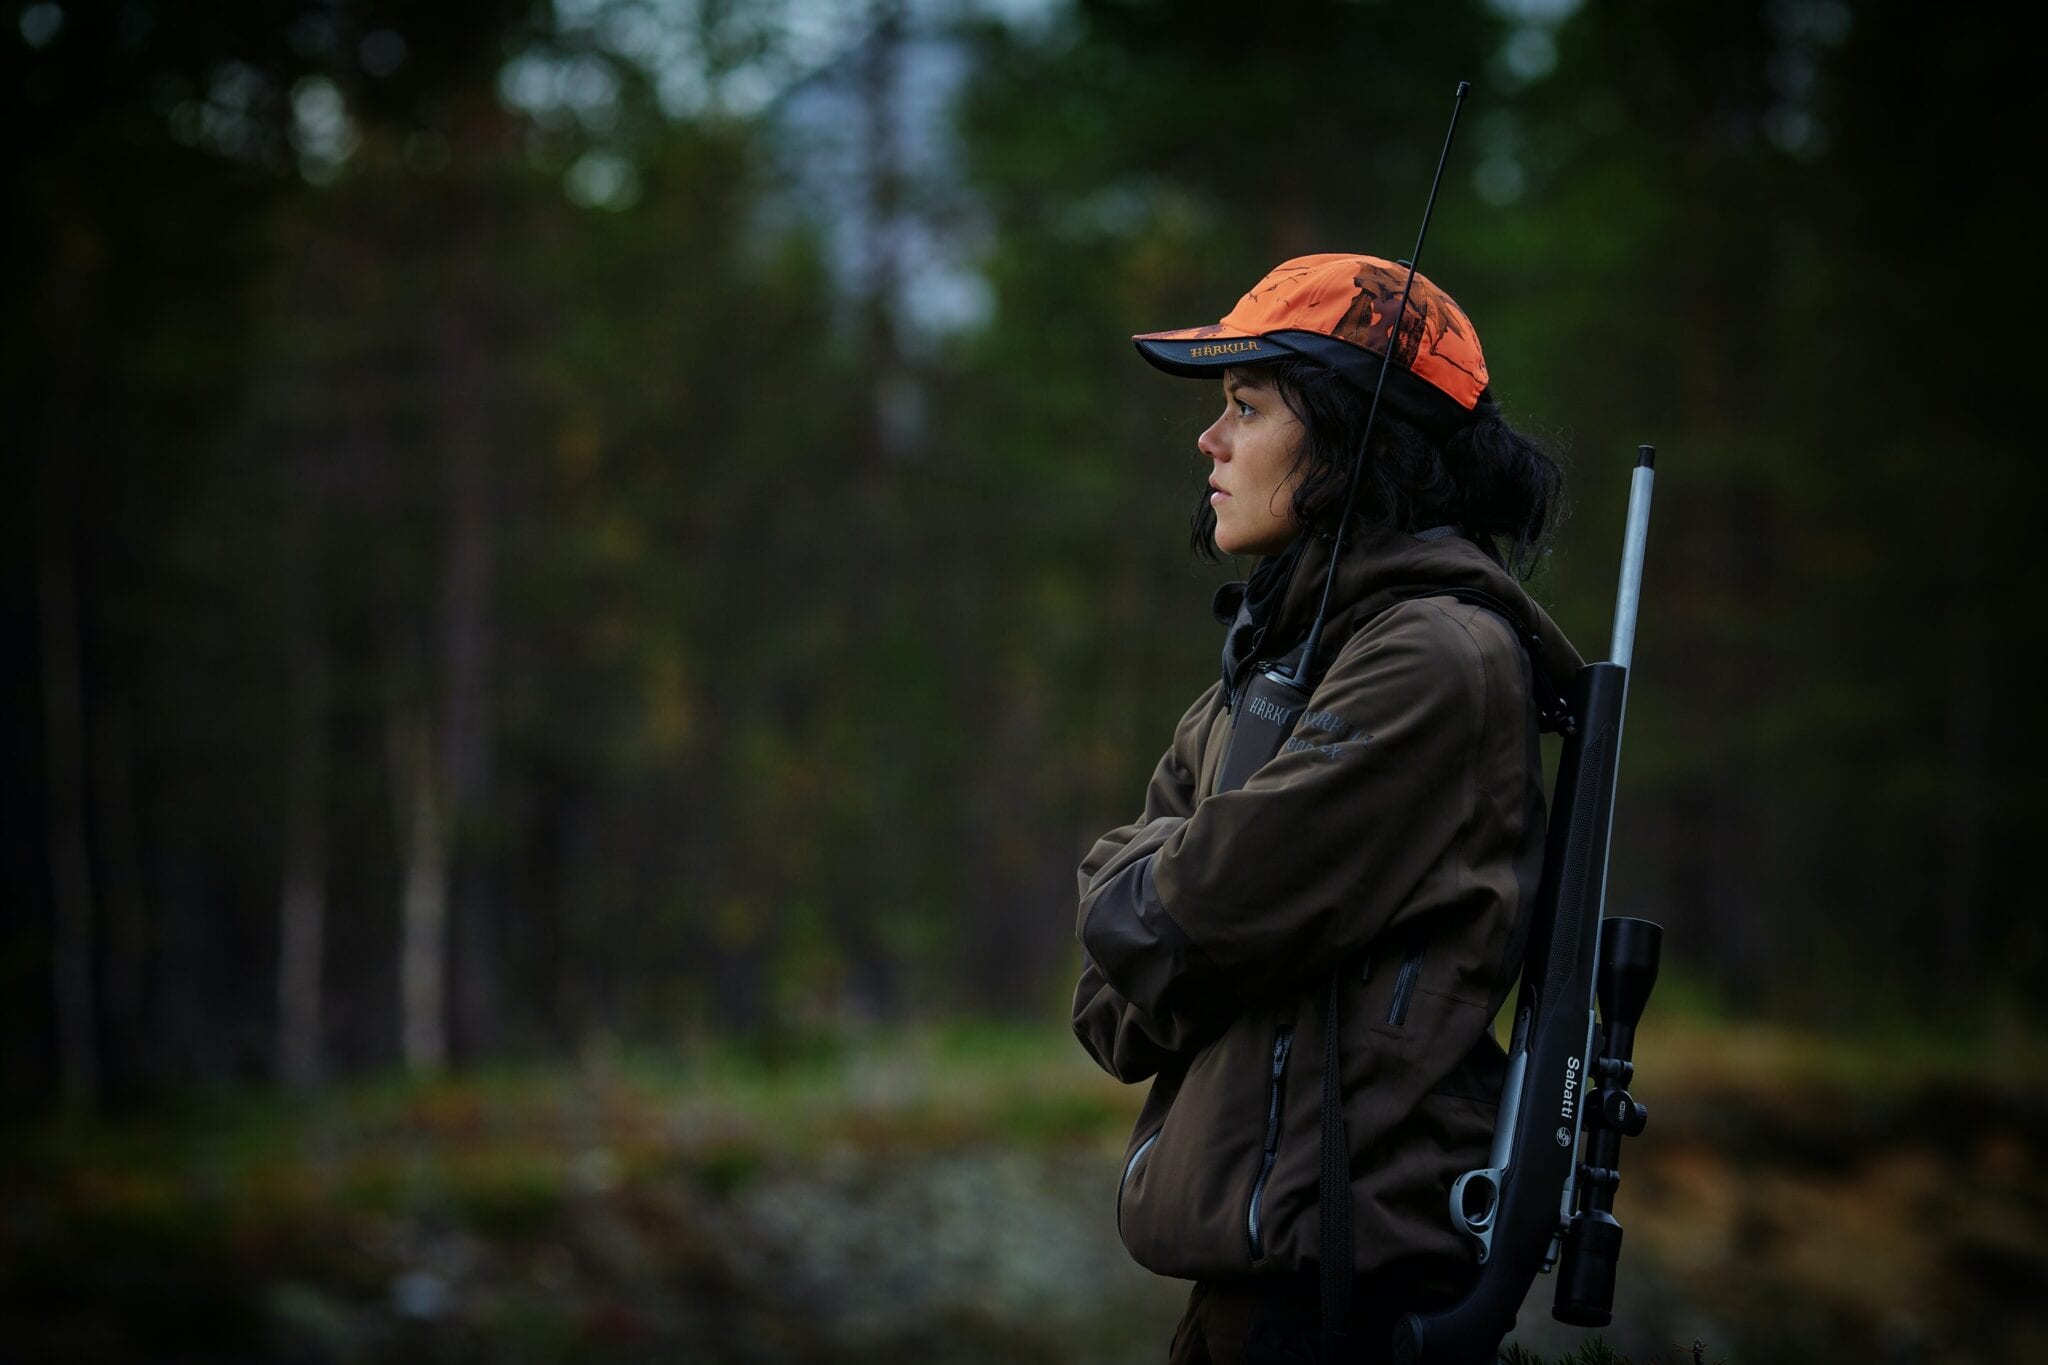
[1072,524,1582,1283]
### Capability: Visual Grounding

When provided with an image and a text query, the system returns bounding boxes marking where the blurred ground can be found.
[2,1017,2042,1363]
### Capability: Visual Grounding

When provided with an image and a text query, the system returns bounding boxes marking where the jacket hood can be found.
[1218,525,1584,694]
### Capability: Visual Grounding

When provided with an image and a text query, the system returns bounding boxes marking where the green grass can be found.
[1502,1341,1732,1365]
[0,1020,1134,1237]
[9,1009,2039,1231]
[6,1015,2044,1361]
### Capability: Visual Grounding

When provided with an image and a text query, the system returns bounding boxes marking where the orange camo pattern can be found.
[1138,253,1489,409]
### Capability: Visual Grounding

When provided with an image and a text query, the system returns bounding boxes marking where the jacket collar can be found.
[1220,525,1583,698]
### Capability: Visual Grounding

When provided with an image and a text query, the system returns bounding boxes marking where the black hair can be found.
[1189,355,1566,579]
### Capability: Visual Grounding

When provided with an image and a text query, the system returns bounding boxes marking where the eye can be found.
[1235,399,1255,418]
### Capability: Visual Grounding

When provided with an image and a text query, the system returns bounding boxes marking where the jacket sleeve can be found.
[1070,683,1221,1082]
[1079,603,1488,1022]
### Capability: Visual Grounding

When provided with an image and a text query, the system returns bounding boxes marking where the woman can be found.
[1071,253,1582,1364]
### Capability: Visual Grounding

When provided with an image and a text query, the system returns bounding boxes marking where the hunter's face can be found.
[1199,369,1303,557]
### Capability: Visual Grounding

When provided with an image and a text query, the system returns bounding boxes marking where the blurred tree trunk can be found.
[837,0,908,1018]
[276,515,329,1091]
[441,228,496,1063]
[94,698,149,1098]
[37,229,98,1112]
[389,704,448,1071]
[438,123,500,1063]
[382,143,499,1075]
[39,446,97,1111]
[1940,592,1989,993]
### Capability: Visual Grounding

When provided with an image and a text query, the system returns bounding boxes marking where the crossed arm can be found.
[1070,606,1489,1082]
[1070,682,1215,1082]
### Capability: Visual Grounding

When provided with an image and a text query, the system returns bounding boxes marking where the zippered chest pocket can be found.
[1385,942,1425,1027]
[1245,1024,1294,1262]
[1361,937,1428,1031]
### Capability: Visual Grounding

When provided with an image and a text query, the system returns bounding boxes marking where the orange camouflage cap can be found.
[1133,252,1490,415]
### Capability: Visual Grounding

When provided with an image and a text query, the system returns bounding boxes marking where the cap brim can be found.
[1132,327,1478,433]
[1132,326,1301,377]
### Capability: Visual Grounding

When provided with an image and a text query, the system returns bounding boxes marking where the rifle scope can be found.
[1553,915,1661,1325]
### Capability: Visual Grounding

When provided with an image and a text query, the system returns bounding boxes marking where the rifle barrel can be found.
[1609,446,1656,670]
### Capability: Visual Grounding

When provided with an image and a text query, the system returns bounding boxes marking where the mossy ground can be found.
[2,1017,2041,1362]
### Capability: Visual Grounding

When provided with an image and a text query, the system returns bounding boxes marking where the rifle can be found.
[1392,446,1664,1363]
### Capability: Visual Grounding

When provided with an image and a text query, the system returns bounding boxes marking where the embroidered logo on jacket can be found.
[1283,710,1371,760]
[1246,694,1297,726]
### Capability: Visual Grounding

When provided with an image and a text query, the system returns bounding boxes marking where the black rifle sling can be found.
[1377,585,1574,736]
[1207,583,1560,1362]
[1318,971,1352,1363]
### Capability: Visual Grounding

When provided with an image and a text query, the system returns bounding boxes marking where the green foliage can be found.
[7,0,2045,1116]
[1502,1336,1711,1364]
[8,10,2045,1359]
[1552,1340,1629,1365]
[5,1017,2041,1356]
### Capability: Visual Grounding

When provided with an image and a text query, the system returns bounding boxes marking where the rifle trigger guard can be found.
[1448,1165,1504,1264]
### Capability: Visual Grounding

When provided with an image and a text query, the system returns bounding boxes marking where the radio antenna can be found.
[1287,80,1471,686]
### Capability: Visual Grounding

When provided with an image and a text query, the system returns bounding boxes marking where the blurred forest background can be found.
[7,0,2045,1361]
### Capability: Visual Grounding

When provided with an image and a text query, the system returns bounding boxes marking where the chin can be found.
[1221,531,1291,557]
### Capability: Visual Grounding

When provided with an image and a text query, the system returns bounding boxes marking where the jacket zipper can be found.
[1386,942,1426,1026]
[1117,1129,1161,1235]
[1245,1025,1294,1262]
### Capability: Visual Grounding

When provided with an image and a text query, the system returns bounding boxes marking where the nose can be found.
[1197,411,1227,462]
